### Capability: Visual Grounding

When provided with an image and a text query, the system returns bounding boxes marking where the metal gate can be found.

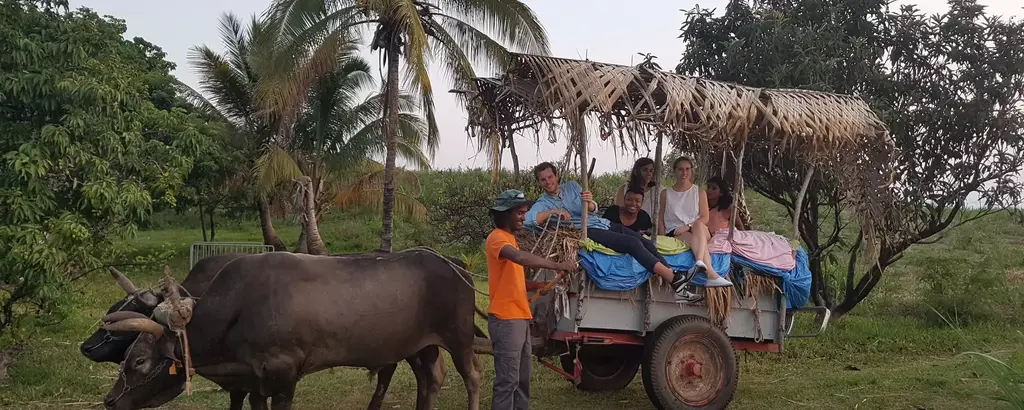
[189,242,276,269]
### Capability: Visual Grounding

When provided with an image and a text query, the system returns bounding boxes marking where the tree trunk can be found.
[199,203,207,241]
[208,206,217,242]
[508,134,520,177]
[832,247,900,319]
[378,45,401,253]
[295,229,309,254]
[299,177,328,255]
[256,197,287,251]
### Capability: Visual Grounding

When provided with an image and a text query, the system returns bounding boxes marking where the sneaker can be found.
[691,260,707,275]
[670,267,700,292]
[674,283,704,303]
[705,276,734,287]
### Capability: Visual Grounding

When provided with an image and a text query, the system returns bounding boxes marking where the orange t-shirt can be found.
[485,228,532,320]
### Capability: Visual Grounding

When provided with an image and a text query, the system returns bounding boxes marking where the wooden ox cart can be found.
[456,52,894,409]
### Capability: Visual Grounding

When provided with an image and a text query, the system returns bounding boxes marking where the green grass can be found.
[2,205,1023,410]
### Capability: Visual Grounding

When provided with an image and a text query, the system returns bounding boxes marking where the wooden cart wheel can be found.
[641,315,738,409]
[559,344,642,392]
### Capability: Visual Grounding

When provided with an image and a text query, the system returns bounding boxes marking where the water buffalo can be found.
[100,249,482,410]
[83,252,484,410]
[80,253,245,363]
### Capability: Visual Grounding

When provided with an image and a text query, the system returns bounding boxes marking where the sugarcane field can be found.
[2,0,1023,409]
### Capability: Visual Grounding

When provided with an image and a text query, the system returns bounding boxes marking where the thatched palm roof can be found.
[453,52,897,238]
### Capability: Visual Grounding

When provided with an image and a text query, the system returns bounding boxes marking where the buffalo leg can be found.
[411,345,444,410]
[450,346,482,410]
[249,392,269,410]
[228,390,246,410]
[365,363,399,410]
[269,385,296,410]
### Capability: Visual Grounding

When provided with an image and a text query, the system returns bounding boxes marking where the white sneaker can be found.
[705,276,733,287]
[674,284,704,303]
[688,260,707,277]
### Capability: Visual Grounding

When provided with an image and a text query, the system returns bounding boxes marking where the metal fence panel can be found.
[189,242,276,269]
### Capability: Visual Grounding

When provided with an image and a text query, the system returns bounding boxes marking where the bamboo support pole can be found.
[578,125,590,241]
[727,144,746,242]
[651,132,664,236]
[573,118,588,330]
[645,131,665,333]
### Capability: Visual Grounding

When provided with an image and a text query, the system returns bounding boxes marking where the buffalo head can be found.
[80,268,161,363]
[102,269,195,410]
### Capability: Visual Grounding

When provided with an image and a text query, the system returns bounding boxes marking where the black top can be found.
[602,205,653,234]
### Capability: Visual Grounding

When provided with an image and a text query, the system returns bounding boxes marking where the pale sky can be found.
[68,0,1021,177]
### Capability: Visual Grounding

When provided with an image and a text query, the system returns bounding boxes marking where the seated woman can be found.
[658,157,733,287]
[614,157,659,216]
[705,176,737,233]
[603,185,653,235]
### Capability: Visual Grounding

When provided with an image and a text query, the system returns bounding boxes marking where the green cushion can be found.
[580,235,690,256]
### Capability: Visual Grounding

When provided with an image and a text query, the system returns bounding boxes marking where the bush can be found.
[918,256,1023,327]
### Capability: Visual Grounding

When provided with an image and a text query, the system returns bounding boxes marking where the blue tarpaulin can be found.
[731,247,812,309]
[577,249,732,291]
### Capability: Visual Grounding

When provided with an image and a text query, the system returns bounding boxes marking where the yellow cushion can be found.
[580,235,690,256]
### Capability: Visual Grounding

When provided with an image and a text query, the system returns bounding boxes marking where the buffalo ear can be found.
[137,291,160,308]
[158,337,182,363]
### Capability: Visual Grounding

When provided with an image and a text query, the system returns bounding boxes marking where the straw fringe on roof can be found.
[453,52,897,238]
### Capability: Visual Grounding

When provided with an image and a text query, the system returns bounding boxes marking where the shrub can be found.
[918,256,1023,327]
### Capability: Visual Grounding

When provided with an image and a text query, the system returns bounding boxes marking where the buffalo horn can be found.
[102,311,150,323]
[109,267,138,295]
[103,318,165,339]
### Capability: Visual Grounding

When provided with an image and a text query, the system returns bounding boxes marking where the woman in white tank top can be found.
[658,157,732,287]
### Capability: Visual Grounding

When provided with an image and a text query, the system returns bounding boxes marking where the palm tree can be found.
[253,41,434,254]
[266,0,551,252]
[181,13,290,251]
[184,12,434,253]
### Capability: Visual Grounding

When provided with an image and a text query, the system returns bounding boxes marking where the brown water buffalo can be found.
[100,249,482,410]
[84,252,483,410]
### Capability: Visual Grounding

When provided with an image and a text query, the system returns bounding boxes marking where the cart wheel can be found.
[641,315,738,409]
[560,344,642,392]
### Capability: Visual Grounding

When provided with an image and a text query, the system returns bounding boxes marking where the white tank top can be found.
[619,183,658,216]
[663,185,701,233]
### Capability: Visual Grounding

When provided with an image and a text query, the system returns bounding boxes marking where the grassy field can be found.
[1,198,1023,410]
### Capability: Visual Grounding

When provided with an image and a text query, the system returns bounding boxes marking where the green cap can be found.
[491,189,534,212]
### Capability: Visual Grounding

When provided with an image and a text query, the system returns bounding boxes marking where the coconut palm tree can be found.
[184,11,434,253]
[253,43,434,253]
[266,0,551,252]
[181,13,290,250]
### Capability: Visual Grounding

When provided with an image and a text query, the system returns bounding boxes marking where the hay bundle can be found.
[515,225,581,273]
[705,286,733,329]
[743,273,782,301]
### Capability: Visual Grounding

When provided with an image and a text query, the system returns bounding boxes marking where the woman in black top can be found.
[602,185,653,235]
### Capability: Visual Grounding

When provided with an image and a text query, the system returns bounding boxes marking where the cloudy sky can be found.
[68,0,1021,176]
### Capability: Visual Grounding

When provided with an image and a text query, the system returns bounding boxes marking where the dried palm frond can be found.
[743,273,782,301]
[705,286,733,329]
[516,225,581,268]
[452,51,898,246]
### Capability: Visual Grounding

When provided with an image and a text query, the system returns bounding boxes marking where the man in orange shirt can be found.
[486,189,575,410]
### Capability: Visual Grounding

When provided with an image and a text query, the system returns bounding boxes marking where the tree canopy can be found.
[266,0,551,251]
[677,0,1024,316]
[0,0,210,356]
